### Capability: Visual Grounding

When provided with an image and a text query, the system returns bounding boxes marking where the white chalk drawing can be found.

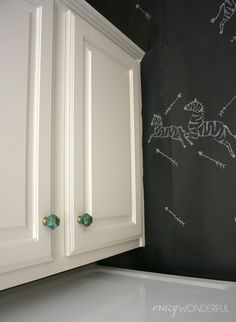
[164,207,185,226]
[135,4,152,21]
[219,95,236,116]
[164,93,182,116]
[198,151,226,169]
[156,148,178,167]
[148,114,186,148]
[230,35,236,42]
[183,99,236,158]
[211,0,236,34]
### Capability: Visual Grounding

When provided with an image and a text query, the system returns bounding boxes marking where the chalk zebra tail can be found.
[224,125,236,140]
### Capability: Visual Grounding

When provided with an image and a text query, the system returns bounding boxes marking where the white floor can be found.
[0,265,235,322]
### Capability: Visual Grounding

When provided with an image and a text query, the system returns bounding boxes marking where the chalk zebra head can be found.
[151,114,162,127]
[184,99,204,113]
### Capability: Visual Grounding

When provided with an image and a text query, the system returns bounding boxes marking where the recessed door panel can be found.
[87,40,132,221]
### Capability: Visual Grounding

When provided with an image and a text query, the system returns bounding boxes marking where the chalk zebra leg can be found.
[184,133,193,145]
[179,137,186,148]
[174,136,186,148]
[148,133,154,143]
[168,126,187,148]
[220,125,236,158]
[225,141,235,158]
[217,139,236,158]
[184,131,199,146]
[148,133,157,143]
[214,126,235,158]
[224,125,236,140]
[177,126,187,148]
[220,17,227,34]
[211,3,224,24]
[166,136,187,148]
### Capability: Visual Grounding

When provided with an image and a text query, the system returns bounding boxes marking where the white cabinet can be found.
[0,0,144,290]
[0,0,53,273]
[63,10,143,256]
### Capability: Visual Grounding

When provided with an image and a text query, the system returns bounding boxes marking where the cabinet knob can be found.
[42,214,60,230]
[77,213,93,227]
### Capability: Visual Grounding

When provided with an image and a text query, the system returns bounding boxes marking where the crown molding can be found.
[59,0,145,60]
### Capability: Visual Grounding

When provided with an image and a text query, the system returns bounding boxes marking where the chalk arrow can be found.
[135,4,152,21]
[156,148,178,167]
[164,93,182,116]
[164,207,185,226]
[219,95,236,117]
[198,151,226,169]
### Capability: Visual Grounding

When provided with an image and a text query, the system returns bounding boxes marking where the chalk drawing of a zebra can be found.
[183,99,236,158]
[211,0,236,34]
[148,114,186,148]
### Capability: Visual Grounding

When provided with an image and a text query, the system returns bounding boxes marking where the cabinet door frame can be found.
[64,9,145,256]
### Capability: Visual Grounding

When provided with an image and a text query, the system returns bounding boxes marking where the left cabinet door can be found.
[0,0,54,273]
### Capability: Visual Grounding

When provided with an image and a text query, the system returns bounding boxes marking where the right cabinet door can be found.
[64,10,144,256]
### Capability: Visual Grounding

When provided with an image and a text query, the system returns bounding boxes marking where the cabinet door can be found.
[0,0,53,272]
[64,11,143,256]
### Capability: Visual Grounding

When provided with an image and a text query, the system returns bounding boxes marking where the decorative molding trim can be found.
[32,5,42,238]
[0,254,53,275]
[64,10,76,255]
[59,0,145,60]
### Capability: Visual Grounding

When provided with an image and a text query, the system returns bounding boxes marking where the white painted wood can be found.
[64,9,144,256]
[0,0,144,290]
[0,0,54,273]
[61,0,144,60]
[0,239,141,290]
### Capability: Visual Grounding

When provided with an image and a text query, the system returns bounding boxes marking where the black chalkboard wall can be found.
[86,0,236,281]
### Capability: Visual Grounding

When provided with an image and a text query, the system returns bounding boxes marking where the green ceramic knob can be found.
[43,214,60,230]
[77,213,93,227]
